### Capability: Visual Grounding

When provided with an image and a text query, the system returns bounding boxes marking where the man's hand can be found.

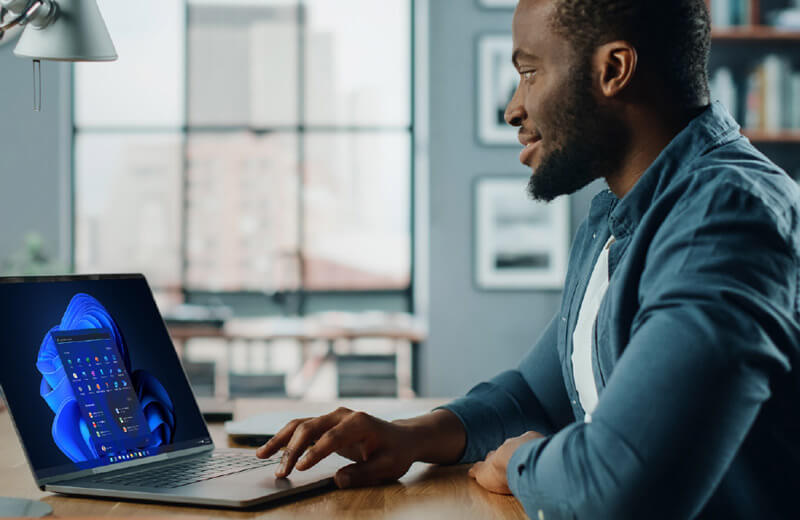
[468,430,544,495]
[256,407,465,489]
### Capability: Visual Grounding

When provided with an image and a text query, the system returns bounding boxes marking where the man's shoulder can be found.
[670,138,800,233]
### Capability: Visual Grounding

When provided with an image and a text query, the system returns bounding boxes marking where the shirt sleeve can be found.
[505,185,798,520]
[437,312,573,463]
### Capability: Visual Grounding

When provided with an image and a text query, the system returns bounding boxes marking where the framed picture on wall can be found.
[477,35,518,145]
[477,0,518,8]
[474,176,570,290]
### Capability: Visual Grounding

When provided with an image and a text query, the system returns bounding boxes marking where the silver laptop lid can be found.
[0,274,213,486]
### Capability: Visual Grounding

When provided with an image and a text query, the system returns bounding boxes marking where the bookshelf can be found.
[712,25,800,40]
[708,0,800,171]
[743,130,800,142]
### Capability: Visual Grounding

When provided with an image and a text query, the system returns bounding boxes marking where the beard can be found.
[527,63,630,202]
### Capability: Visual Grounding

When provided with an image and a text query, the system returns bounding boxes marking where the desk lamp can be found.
[0,0,116,110]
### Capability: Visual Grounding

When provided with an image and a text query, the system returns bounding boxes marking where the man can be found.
[257,0,800,518]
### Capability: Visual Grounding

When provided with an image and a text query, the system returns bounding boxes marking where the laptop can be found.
[0,273,347,508]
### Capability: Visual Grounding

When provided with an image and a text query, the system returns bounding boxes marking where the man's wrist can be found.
[393,409,466,464]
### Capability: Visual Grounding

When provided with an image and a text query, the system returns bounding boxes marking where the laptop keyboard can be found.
[90,450,281,489]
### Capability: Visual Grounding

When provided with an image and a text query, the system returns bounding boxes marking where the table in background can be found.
[168,317,427,399]
[0,398,528,520]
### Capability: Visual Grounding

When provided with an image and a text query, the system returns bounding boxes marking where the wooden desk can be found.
[0,400,527,519]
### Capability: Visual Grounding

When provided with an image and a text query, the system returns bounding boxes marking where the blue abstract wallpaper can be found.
[35,293,175,462]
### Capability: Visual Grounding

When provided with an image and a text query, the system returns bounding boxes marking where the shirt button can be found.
[538,510,545,520]
[592,232,596,239]
[571,400,577,404]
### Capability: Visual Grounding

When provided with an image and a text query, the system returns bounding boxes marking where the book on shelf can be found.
[743,54,800,132]
[711,0,751,28]
[764,4,800,31]
[710,67,738,121]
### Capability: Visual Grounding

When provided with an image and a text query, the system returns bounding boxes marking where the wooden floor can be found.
[0,402,529,519]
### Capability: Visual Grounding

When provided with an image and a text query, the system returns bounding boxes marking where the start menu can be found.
[52,328,152,462]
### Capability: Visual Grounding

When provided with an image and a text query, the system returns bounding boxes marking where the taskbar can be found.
[35,436,213,480]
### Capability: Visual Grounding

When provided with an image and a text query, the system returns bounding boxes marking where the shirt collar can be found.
[603,101,741,238]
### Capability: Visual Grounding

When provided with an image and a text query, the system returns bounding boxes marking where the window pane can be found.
[186,132,300,291]
[75,133,183,288]
[188,1,299,127]
[303,132,410,290]
[305,0,410,127]
[75,1,185,128]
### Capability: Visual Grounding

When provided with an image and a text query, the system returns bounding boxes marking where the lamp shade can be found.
[13,0,116,61]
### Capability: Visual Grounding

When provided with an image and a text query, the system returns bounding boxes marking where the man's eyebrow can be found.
[512,49,539,67]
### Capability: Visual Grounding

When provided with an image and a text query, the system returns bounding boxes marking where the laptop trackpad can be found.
[186,452,350,501]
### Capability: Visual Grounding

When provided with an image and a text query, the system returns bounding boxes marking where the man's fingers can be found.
[469,461,482,479]
[256,417,310,459]
[296,413,371,471]
[276,408,353,477]
[333,454,396,489]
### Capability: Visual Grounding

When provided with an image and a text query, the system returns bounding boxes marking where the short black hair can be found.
[549,0,711,108]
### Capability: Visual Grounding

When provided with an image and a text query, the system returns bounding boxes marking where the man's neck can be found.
[606,105,706,199]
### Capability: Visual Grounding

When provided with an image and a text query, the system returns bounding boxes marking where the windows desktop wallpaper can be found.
[0,277,210,479]
[37,293,175,463]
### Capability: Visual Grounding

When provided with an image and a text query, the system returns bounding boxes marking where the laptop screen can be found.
[0,274,212,481]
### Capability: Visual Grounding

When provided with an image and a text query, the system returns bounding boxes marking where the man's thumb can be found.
[334,455,396,489]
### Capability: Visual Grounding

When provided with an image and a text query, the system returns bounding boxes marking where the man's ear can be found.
[593,40,637,99]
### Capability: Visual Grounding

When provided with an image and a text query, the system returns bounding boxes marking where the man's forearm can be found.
[393,409,466,465]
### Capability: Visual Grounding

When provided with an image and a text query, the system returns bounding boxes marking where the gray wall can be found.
[420,1,603,397]
[0,42,71,271]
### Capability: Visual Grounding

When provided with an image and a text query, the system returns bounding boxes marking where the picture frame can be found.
[477,35,518,145]
[477,0,518,8]
[474,176,570,290]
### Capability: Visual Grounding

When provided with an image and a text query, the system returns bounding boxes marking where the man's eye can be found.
[521,70,536,81]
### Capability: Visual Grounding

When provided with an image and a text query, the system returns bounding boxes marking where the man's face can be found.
[508,0,629,202]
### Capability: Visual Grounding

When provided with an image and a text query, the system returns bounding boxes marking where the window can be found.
[73,0,413,310]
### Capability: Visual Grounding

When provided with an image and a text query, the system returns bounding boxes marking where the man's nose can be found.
[504,96,525,127]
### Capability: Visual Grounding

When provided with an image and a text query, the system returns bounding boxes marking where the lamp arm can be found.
[0,0,43,40]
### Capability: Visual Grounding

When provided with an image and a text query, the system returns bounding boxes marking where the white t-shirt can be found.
[571,235,615,423]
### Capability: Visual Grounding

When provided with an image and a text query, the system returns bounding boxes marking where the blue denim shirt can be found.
[441,102,800,519]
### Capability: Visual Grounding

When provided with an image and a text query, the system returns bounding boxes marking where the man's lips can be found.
[518,133,542,166]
